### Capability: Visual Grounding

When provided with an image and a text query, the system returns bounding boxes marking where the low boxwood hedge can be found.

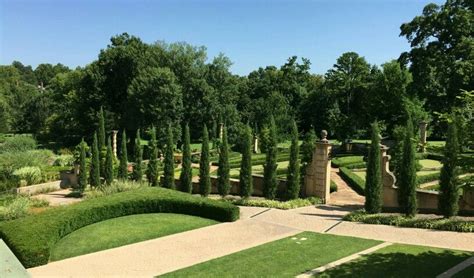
[339,167,365,196]
[0,187,239,268]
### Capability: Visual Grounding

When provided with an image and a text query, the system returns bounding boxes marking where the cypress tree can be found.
[398,119,418,217]
[286,120,300,200]
[211,120,218,149]
[438,121,460,217]
[163,125,175,189]
[98,107,106,178]
[300,129,316,189]
[263,116,278,199]
[132,129,143,182]
[365,122,383,213]
[199,124,211,196]
[104,137,114,185]
[89,132,100,187]
[78,139,88,192]
[147,126,159,186]
[240,125,253,198]
[217,125,230,197]
[180,123,192,193]
[118,130,128,180]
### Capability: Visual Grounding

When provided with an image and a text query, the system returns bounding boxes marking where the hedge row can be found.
[416,173,440,185]
[344,210,474,233]
[331,156,365,168]
[339,167,365,196]
[0,187,239,268]
[227,153,290,169]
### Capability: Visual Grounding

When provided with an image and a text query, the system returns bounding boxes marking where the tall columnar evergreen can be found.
[286,120,300,200]
[398,119,418,217]
[365,122,383,213]
[217,125,230,197]
[263,116,278,199]
[147,126,159,186]
[180,124,192,193]
[89,132,101,187]
[132,129,143,182]
[240,125,253,198]
[104,137,114,185]
[98,107,106,178]
[163,125,175,189]
[438,121,460,217]
[211,120,218,149]
[199,124,211,196]
[78,139,88,192]
[300,129,316,189]
[118,130,128,180]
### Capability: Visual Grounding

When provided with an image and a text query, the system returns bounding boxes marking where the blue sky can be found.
[0,0,443,75]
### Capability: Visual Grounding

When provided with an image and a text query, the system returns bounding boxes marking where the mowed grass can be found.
[161,232,380,277]
[315,243,472,278]
[419,159,442,169]
[50,213,218,261]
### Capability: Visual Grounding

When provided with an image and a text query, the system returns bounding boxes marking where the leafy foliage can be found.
[398,119,418,217]
[78,139,88,191]
[117,130,128,180]
[89,132,100,187]
[146,126,159,186]
[365,122,382,214]
[239,125,253,198]
[199,125,211,196]
[132,130,143,182]
[162,125,175,189]
[263,116,278,199]
[180,124,192,193]
[286,120,300,200]
[104,137,114,185]
[217,126,230,197]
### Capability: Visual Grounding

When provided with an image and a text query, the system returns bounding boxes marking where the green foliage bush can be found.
[0,195,49,221]
[332,156,365,168]
[53,155,74,167]
[12,166,42,186]
[339,167,365,195]
[228,197,321,210]
[0,136,37,153]
[344,210,474,233]
[0,186,239,268]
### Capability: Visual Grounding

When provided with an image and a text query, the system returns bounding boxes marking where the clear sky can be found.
[0,0,444,76]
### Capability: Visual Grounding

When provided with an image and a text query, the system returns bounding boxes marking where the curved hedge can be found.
[339,167,365,196]
[0,187,239,268]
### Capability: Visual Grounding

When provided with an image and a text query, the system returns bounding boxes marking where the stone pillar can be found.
[304,130,332,203]
[419,121,428,153]
[380,144,398,208]
[112,130,118,158]
[253,136,259,154]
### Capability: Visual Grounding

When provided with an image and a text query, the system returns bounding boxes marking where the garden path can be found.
[328,168,365,208]
[32,189,82,206]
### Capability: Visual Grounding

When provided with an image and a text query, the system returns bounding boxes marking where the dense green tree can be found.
[180,123,192,193]
[365,122,383,213]
[438,121,460,217]
[300,128,317,190]
[34,63,70,87]
[118,130,128,180]
[199,124,211,196]
[89,132,101,187]
[240,125,253,198]
[286,120,300,200]
[263,116,278,199]
[146,126,159,186]
[162,125,175,189]
[217,125,230,197]
[398,119,418,217]
[132,129,143,182]
[104,137,114,185]
[98,107,106,150]
[78,139,88,192]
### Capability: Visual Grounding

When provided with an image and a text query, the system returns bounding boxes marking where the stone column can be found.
[304,130,332,203]
[380,144,398,208]
[253,136,259,153]
[112,130,118,158]
[419,121,428,153]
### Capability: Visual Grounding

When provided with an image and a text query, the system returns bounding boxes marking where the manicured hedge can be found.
[332,156,365,168]
[339,167,365,196]
[0,187,239,268]
[417,173,440,185]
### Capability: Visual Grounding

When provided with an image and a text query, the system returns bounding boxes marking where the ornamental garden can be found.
[1,0,474,277]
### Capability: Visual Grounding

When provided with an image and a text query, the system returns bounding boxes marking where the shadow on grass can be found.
[316,249,472,278]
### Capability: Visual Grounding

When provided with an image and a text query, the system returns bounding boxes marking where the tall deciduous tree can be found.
[439,120,460,217]
[398,119,417,217]
[365,122,383,214]
[162,125,175,189]
[132,129,143,182]
[89,132,100,187]
[263,116,278,199]
[147,126,159,186]
[78,139,88,192]
[199,124,211,196]
[240,125,253,198]
[105,137,114,185]
[286,120,300,200]
[118,130,128,180]
[217,125,230,197]
[180,123,192,193]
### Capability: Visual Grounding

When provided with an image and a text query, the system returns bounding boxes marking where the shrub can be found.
[199,124,211,196]
[339,167,365,195]
[90,132,101,187]
[117,130,128,181]
[146,127,159,186]
[12,167,42,186]
[398,119,418,217]
[163,125,175,189]
[263,116,278,199]
[332,156,365,168]
[330,180,337,192]
[104,137,114,186]
[365,122,382,214]
[228,197,321,210]
[0,136,37,153]
[217,126,230,197]
[78,140,88,191]
[0,186,239,268]
[0,195,49,221]
[53,155,74,167]
[439,121,460,217]
[240,125,253,198]
[417,172,440,184]
[132,129,143,182]
[286,120,300,200]
[180,124,192,193]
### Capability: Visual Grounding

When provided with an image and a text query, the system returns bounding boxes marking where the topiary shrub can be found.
[0,186,239,268]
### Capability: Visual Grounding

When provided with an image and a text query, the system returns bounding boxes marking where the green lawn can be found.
[315,243,472,278]
[353,169,440,180]
[419,159,442,169]
[161,232,380,277]
[50,213,217,261]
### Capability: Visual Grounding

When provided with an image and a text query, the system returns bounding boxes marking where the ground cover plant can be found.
[0,194,49,221]
[314,243,472,278]
[0,186,239,268]
[50,213,218,261]
[227,196,321,210]
[161,232,380,277]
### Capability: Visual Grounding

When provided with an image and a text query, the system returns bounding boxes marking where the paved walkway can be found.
[328,168,364,207]
[32,189,82,206]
